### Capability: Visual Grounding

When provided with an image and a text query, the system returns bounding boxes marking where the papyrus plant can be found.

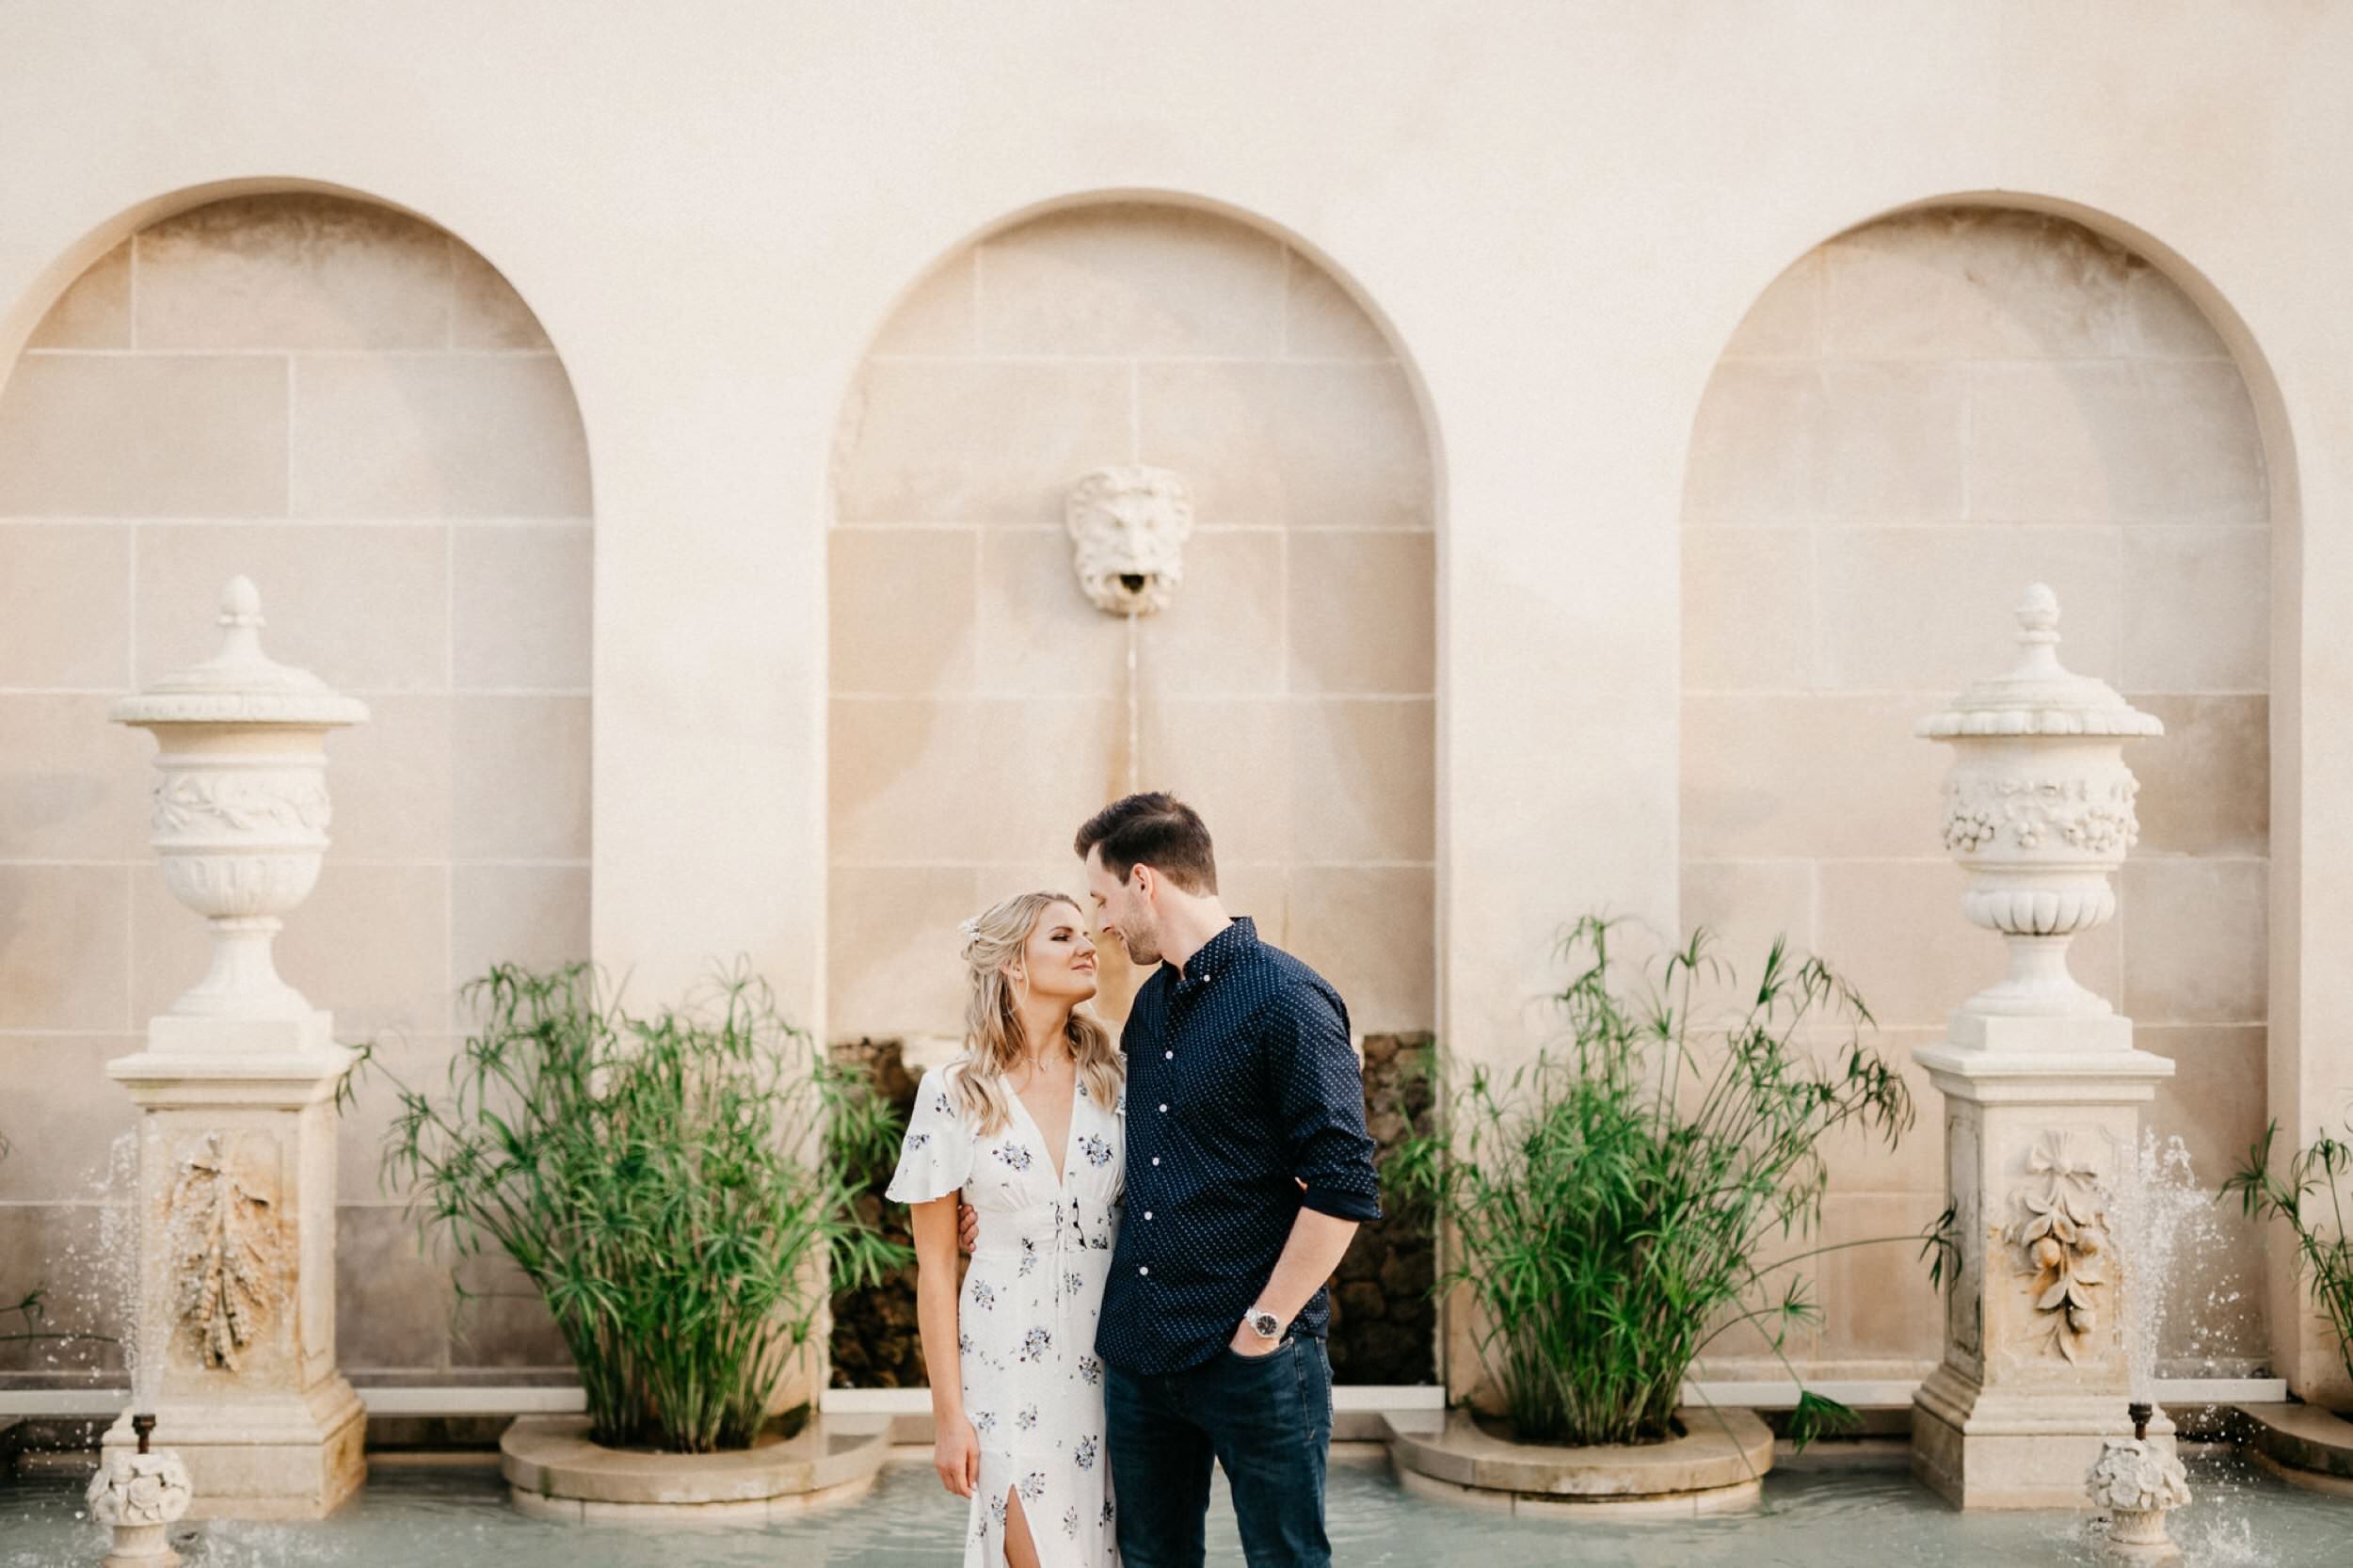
[2223,1120,2353,1390]
[351,961,905,1452]
[1398,917,1941,1448]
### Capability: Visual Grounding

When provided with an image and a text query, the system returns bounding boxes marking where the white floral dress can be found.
[887,1064,1125,1568]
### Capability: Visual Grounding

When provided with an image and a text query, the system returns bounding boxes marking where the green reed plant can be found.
[2222,1119,2353,1389]
[349,961,906,1453]
[1396,916,1938,1449]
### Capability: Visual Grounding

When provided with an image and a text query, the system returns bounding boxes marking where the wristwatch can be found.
[1243,1306,1283,1342]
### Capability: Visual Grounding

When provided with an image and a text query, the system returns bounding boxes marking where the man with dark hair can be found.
[1079,790,1381,1568]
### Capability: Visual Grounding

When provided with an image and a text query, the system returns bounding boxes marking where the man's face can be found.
[1083,846,1161,967]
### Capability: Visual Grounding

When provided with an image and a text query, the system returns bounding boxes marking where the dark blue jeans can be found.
[1104,1336,1334,1568]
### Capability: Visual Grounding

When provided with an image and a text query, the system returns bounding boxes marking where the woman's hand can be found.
[934,1414,981,1497]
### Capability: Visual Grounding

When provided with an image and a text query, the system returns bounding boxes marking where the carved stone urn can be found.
[1066,465,1194,616]
[86,1443,193,1566]
[1915,583,2161,1018]
[108,577,367,1033]
[102,577,369,1518]
[1909,584,2177,1510]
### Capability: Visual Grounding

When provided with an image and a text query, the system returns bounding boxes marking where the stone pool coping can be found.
[2236,1401,2353,1497]
[499,1414,890,1524]
[1381,1406,1773,1517]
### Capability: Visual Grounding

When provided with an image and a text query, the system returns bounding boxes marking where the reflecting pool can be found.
[0,1450,2342,1566]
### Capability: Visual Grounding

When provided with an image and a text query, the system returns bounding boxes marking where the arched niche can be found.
[0,187,593,1383]
[824,196,1442,1387]
[1675,200,2285,1386]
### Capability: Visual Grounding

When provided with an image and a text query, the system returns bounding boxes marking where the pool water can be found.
[1,1451,2342,1566]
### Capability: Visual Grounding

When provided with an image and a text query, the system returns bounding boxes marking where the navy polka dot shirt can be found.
[1097,917,1383,1376]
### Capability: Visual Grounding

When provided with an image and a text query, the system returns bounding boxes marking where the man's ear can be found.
[1130,862,1155,903]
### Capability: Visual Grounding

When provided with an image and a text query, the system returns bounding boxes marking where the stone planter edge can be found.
[498,1413,888,1523]
[1381,1406,1772,1515]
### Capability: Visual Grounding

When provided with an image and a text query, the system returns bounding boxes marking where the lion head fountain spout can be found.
[1066,465,1194,616]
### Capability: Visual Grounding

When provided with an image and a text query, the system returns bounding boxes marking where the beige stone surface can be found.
[978,204,1285,358]
[2120,526,2269,692]
[24,238,129,348]
[866,251,976,357]
[1817,1191,1950,1359]
[450,245,553,351]
[0,356,288,516]
[2119,858,2267,1022]
[1680,527,1814,690]
[1812,526,2121,692]
[453,525,594,691]
[1139,529,1289,696]
[832,528,978,696]
[828,864,982,1040]
[323,693,456,860]
[1139,360,1432,529]
[451,864,591,990]
[290,355,590,518]
[1286,530,1436,694]
[134,523,450,691]
[450,695,593,861]
[0,694,149,859]
[1289,698,1435,863]
[1976,361,2265,524]
[1284,251,1395,360]
[136,196,452,351]
[830,696,1119,866]
[335,1206,451,1372]
[0,864,130,1030]
[1681,693,1948,861]
[0,524,131,687]
[833,360,1130,524]
[0,1034,140,1198]
[2129,695,2267,856]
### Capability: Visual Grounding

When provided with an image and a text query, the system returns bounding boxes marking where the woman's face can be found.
[1018,900,1099,1005]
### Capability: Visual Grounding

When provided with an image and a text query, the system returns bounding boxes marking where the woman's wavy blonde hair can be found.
[947,890,1123,1137]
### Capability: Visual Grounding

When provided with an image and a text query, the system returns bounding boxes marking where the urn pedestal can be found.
[1906,586,2176,1510]
[100,580,368,1519]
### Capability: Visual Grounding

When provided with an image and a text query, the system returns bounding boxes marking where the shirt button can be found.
[1158,1103,1168,1113]
[1144,1211,1154,1221]
[1152,1158,1160,1166]
[1164,1050,1173,1059]
[1138,1266,1149,1276]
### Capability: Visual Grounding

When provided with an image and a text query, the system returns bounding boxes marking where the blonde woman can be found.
[887,890,1127,1568]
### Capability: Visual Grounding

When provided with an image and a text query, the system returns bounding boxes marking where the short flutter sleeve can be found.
[884,1066,973,1205]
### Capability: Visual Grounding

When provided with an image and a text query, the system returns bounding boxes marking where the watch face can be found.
[1250,1311,1280,1337]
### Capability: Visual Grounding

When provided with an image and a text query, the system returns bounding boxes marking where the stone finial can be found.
[2015,581,2060,644]
[1065,465,1194,616]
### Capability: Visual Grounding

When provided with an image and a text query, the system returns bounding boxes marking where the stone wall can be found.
[0,193,591,1386]
[827,201,1437,1042]
[829,1033,1438,1387]
[1681,207,2271,1380]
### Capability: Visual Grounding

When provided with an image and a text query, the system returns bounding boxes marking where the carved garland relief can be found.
[1942,774,2139,857]
[167,1132,286,1371]
[2001,1134,2112,1364]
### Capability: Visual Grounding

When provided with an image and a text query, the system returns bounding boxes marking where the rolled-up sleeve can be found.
[1264,984,1384,1223]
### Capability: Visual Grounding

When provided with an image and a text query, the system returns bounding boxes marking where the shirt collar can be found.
[1174,916,1256,986]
